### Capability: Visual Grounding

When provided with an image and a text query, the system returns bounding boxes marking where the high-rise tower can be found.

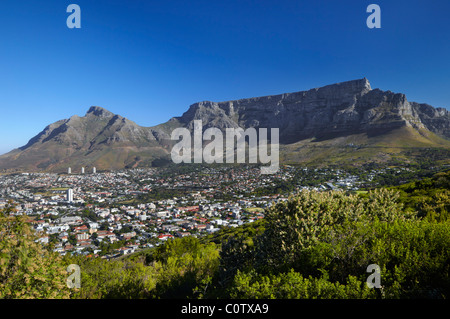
[66,188,74,202]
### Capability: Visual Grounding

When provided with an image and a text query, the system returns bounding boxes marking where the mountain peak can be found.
[321,77,371,93]
[86,106,115,118]
[359,77,371,91]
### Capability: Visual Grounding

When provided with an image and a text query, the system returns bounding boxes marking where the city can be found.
[1,162,440,260]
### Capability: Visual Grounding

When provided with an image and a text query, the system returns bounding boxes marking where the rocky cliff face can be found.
[412,103,450,138]
[0,78,448,172]
[175,78,450,143]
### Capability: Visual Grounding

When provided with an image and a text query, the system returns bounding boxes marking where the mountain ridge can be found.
[1,78,449,172]
[176,78,449,142]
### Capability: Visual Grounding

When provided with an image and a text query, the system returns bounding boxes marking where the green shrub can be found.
[0,215,71,299]
[230,269,376,299]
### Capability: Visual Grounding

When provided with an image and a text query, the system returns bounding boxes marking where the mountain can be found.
[170,78,450,165]
[1,78,449,172]
[0,106,173,172]
[173,78,450,142]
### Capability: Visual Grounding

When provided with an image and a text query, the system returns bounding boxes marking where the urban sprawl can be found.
[0,164,425,259]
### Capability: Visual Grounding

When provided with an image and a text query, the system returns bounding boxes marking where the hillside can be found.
[1,78,449,172]
[0,106,173,172]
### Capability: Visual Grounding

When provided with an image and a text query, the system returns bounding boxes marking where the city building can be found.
[66,188,74,202]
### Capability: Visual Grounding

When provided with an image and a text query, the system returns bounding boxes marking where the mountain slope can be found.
[174,78,450,142]
[0,107,173,172]
[0,79,449,172]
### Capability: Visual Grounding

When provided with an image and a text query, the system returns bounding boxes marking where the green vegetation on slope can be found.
[1,171,449,299]
[281,127,450,167]
[0,208,71,298]
[389,170,450,221]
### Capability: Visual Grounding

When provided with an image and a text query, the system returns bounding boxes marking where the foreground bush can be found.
[230,269,376,299]
[0,214,70,299]
[219,189,450,299]
[68,236,220,299]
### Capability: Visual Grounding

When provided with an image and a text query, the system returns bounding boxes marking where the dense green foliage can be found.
[63,236,219,299]
[390,170,450,221]
[0,208,71,298]
[64,176,449,299]
[1,171,449,299]
[213,186,449,299]
[229,270,375,299]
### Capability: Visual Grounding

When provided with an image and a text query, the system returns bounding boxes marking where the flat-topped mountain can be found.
[173,78,449,142]
[0,78,449,172]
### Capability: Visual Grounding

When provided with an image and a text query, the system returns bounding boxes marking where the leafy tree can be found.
[220,188,450,299]
[0,212,71,298]
[149,237,220,298]
[417,190,450,222]
[230,269,376,299]
[65,255,157,299]
[118,225,133,234]
[217,235,256,291]
[254,189,413,272]
[68,234,77,246]
[99,221,110,231]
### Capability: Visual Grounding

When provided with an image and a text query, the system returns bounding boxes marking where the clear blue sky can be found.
[1,0,449,155]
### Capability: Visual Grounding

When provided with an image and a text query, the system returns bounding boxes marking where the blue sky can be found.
[1,0,449,155]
